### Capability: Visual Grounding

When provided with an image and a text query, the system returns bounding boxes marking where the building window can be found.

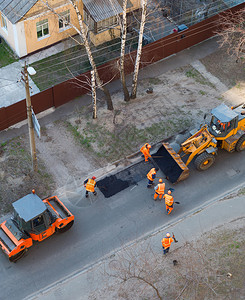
[1,14,7,30]
[36,19,49,39]
[96,16,118,33]
[59,10,70,30]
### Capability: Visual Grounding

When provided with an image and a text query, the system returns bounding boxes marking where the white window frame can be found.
[36,19,49,39]
[58,10,71,31]
[1,14,8,31]
[96,16,118,33]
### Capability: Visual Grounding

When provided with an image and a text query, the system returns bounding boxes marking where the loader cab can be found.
[209,104,238,138]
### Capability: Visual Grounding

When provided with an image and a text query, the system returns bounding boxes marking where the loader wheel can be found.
[57,220,74,233]
[194,152,215,171]
[235,135,245,152]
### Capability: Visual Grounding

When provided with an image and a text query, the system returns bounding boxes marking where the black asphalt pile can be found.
[97,161,155,198]
[152,145,182,183]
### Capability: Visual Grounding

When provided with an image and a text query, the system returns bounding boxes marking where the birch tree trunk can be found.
[131,0,148,99]
[91,70,97,119]
[69,0,113,111]
[120,0,130,102]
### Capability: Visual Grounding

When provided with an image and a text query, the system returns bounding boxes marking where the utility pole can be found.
[22,62,38,172]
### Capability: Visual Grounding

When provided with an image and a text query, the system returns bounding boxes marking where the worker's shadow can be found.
[74,191,101,207]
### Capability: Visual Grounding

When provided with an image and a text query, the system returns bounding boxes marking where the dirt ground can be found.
[88,217,245,300]
[0,47,244,216]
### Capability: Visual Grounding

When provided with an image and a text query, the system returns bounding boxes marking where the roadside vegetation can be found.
[0,39,17,67]
[30,36,138,91]
[66,114,192,163]
[92,220,245,299]
[185,66,216,88]
[0,137,55,216]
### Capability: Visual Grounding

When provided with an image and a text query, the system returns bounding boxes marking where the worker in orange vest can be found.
[154,179,165,200]
[163,190,174,214]
[161,232,177,254]
[217,120,226,131]
[140,143,152,162]
[147,167,159,188]
[84,176,97,198]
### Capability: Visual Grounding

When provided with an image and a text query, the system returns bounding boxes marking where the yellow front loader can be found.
[153,103,245,183]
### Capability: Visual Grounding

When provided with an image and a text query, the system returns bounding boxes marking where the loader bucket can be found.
[153,142,189,183]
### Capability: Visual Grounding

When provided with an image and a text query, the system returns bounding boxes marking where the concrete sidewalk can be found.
[0,36,82,109]
[25,185,245,300]
[0,61,40,108]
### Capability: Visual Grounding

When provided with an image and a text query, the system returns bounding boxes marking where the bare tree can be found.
[40,0,114,111]
[107,244,164,300]
[91,70,97,119]
[216,7,245,63]
[119,0,130,102]
[104,239,224,299]
[131,0,148,99]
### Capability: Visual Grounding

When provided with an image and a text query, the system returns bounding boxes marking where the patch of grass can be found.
[66,122,92,149]
[66,108,192,163]
[0,136,55,216]
[238,187,245,195]
[186,69,197,78]
[148,77,162,85]
[0,39,18,67]
[199,90,207,95]
[185,67,216,88]
[30,37,122,91]
[235,82,242,89]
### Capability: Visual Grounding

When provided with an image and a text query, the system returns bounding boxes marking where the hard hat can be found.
[148,145,152,149]
[168,190,172,195]
[166,233,170,237]
[92,176,96,180]
[32,189,35,194]
[159,179,163,183]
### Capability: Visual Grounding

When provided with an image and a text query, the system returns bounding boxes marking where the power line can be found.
[34,17,220,85]
[33,18,214,81]
[32,0,229,69]
[31,0,238,86]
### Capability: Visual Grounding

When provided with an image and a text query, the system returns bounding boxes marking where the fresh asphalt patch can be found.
[97,160,156,198]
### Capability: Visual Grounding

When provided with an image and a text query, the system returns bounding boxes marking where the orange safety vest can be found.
[218,120,225,130]
[140,143,151,156]
[162,237,174,248]
[155,183,165,194]
[147,168,156,181]
[86,178,96,192]
[164,194,174,206]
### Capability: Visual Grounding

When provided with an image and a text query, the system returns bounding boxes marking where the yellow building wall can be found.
[90,26,121,46]
[127,0,141,12]
[22,0,83,55]
[17,0,141,54]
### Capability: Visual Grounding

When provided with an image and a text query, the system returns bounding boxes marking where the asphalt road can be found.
[0,149,245,300]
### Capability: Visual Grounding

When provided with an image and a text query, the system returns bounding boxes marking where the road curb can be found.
[24,182,245,300]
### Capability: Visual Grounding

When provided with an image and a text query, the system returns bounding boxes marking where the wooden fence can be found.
[0,2,244,131]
